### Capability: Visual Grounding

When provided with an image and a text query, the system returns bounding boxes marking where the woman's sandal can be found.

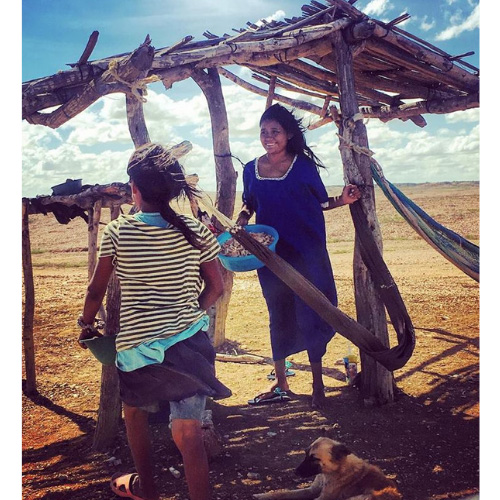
[110,472,149,500]
[248,387,291,405]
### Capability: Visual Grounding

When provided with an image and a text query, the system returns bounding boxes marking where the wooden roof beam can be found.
[25,41,155,128]
[252,72,337,100]
[152,18,351,69]
[218,67,326,117]
[370,22,479,91]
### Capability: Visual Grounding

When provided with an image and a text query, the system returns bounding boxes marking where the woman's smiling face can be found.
[260,119,292,155]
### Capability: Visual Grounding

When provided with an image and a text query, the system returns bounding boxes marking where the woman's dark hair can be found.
[127,143,206,250]
[260,103,325,170]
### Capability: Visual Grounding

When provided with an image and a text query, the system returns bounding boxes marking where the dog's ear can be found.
[330,443,351,461]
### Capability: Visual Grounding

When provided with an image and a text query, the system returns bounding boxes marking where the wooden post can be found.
[192,68,238,347]
[265,76,277,109]
[126,93,150,147]
[92,204,122,451]
[87,199,106,321]
[22,200,37,395]
[332,29,394,405]
[87,200,102,280]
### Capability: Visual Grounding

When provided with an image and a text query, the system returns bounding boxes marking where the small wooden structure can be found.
[22,0,479,449]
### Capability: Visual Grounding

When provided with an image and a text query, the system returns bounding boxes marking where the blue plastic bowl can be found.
[217,224,279,272]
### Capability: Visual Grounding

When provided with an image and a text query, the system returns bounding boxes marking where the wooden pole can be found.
[265,76,277,109]
[332,29,394,405]
[192,68,237,347]
[22,200,37,395]
[87,200,102,281]
[92,205,122,451]
[126,93,150,147]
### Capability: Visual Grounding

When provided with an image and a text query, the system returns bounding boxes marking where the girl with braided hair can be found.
[78,143,231,500]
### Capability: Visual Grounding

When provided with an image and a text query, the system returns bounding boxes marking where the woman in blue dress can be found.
[236,104,361,408]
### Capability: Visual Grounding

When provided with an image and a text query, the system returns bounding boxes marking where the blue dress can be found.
[242,154,338,363]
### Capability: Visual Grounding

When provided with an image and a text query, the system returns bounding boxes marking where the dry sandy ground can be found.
[22,182,479,500]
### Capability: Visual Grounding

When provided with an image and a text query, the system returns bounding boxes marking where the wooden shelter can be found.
[22,0,479,450]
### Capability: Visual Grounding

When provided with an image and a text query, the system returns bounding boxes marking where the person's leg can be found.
[171,418,210,500]
[267,358,290,392]
[122,403,159,500]
[310,359,326,409]
[170,395,210,500]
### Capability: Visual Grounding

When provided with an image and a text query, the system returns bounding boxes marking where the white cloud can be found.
[420,15,436,31]
[444,108,479,124]
[362,0,393,17]
[257,10,286,25]
[435,4,479,41]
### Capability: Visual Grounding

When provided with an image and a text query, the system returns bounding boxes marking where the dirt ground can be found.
[22,182,480,500]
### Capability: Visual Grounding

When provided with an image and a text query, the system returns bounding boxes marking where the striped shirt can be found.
[98,214,220,352]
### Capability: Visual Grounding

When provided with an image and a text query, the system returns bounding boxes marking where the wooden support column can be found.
[192,68,237,347]
[332,29,394,405]
[92,205,122,451]
[22,200,37,395]
[265,76,277,109]
[87,200,102,280]
[126,93,150,147]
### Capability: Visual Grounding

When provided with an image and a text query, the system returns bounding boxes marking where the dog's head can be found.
[295,437,351,478]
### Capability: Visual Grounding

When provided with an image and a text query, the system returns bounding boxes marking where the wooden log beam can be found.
[92,204,122,452]
[126,94,150,147]
[87,199,102,281]
[153,18,351,69]
[22,84,87,119]
[252,73,333,100]
[218,67,326,117]
[309,92,478,129]
[25,41,155,129]
[266,76,277,109]
[22,200,37,395]
[313,53,427,126]
[371,22,479,91]
[364,38,477,94]
[331,29,394,405]
[192,67,237,348]
[28,184,131,211]
[158,37,336,90]
[74,31,100,66]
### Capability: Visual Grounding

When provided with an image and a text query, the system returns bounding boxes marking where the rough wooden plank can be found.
[331,29,395,405]
[22,200,37,395]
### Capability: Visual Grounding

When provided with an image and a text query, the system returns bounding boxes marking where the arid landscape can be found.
[22,182,479,500]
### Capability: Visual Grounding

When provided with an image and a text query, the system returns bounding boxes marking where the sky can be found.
[20,0,481,199]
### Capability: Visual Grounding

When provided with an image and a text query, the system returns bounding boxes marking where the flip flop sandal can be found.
[248,387,291,405]
[266,368,296,380]
[110,472,146,500]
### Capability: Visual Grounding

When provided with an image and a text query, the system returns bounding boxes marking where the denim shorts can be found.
[170,394,206,421]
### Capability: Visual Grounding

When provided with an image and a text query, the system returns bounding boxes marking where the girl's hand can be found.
[341,184,361,205]
[78,328,103,348]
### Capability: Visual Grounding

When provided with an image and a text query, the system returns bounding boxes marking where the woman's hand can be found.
[236,210,251,226]
[341,184,361,205]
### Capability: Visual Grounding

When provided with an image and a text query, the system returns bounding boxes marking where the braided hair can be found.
[127,143,206,250]
[260,103,325,170]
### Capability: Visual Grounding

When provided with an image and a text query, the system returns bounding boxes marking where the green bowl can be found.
[81,335,117,365]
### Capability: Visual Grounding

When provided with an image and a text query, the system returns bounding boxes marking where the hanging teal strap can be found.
[371,162,479,282]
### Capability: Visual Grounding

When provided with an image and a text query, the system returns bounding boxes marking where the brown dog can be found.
[253,437,402,500]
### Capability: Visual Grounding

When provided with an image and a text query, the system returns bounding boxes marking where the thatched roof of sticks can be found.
[22,0,479,133]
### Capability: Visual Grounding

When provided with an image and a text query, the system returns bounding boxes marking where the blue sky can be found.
[20,0,481,198]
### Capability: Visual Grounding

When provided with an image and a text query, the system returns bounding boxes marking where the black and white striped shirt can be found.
[98,214,220,351]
